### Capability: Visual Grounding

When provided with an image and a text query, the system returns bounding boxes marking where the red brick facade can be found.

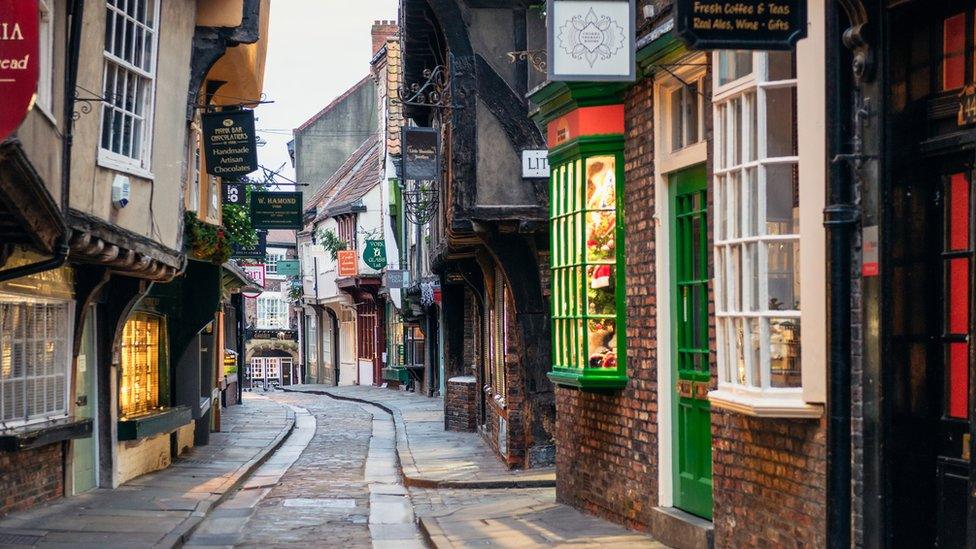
[445,376,478,432]
[550,61,827,546]
[0,443,64,517]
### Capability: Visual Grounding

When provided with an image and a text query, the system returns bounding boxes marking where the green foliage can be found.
[317,228,347,260]
[221,182,258,247]
[287,276,303,301]
[184,212,232,264]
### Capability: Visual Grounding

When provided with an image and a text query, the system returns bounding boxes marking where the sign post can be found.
[202,109,258,179]
[674,0,808,50]
[363,240,387,270]
[547,0,636,82]
[0,0,39,142]
[251,191,303,229]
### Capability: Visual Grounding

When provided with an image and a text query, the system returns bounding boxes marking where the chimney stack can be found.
[371,20,398,55]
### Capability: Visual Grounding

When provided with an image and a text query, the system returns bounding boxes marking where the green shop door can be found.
[72,306,97,493]
[670,165,712,519]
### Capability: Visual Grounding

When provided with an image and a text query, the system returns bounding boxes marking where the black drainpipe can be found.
[0,0,84,282]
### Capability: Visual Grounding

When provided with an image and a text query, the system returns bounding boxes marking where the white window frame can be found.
[98,0,160,179]
[0,294,75,429]
[666,74,705,154]
[35,0,56,123]
[708,50,821,418]
[256,292,288,330]
[265,251,286,278]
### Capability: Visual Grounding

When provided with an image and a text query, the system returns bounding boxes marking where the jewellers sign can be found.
[547,0,635,82]
[402,127,439,181]
[202,109,258,179]
[0,0,38,142]
[251,191,302,229]
[675,0,807,50]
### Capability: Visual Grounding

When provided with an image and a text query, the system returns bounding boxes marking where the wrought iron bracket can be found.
[396,54,461,110]
[72,85,116,120]
[506,49,547,74]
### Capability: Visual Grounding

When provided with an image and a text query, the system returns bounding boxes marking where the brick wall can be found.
[0,442,64,517]
[445,376,477,432]
[554,75,660,531]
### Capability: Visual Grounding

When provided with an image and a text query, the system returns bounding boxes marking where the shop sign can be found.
[202,109,258,179]
[240,263,266,289]
[675,0,808,51]
[402,127,439,181]
[522,150,551,178]
[276,259,300,277]
[547,0,636,82]
[222,182,246,205]
[0,0,39,142]
[232,230,267,259]
[251,191,302,229]
[959,85,976,126]
[384,269,409,289]
[363,240,387,270]
[337,250,358,278]
[862,225,879,277]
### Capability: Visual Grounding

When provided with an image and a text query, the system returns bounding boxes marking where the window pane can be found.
[747,318,761,388]
[587,318,617,369]
[685,83,699,145]
[766,163,799,235]
[769,318,801,388]
[730,171,741,239]
[767,51,796,81]
[745,241,759,311]
[765,86,796,158]
[671,87,683,151]
[714,175,725,241]
[767,240,800,311]
[745,167,758,237]
[587,265,615,316]
[719,50,753,85]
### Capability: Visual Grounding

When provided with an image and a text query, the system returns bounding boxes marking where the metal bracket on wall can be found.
[506,49,547,74]
[396,53,462,110]
[72,85,116,121]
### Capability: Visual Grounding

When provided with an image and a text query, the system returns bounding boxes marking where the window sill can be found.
[117,405,192,441]
[707,388,823,419]
[97,150,155,181]
[547,369,628,391]
[0,417,93,452]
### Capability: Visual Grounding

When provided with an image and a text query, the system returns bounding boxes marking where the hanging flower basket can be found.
[184,212,233,264]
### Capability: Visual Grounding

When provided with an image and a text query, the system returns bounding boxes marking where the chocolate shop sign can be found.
[202,109,258,179]
[675,1,807,51]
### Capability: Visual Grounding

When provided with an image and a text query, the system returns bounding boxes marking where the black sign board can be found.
[402,127,439,181]
[232,230,267,259]
[202,109,258,179]
[675,0,807,51]
[222,182,246,205]
[959,85,976,126]
[251,191,303,229]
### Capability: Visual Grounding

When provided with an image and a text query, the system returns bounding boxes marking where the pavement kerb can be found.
[155,401,298,549]
[416,515,452,548]
[282,387,556,490]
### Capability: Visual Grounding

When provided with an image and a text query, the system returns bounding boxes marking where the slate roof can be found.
[308,135,382,222]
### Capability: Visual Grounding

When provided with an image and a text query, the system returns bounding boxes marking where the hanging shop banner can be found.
[363,240,387,270]
[384,270,409,289]
[337,250,359,278]
[276,259,300,277]
[0,0,39,142]
[402,127,439,181]
[202,109,258,179]
[675,0,808,51]
[240,263,266,289]
[251,191,302,229]
[232,230,267,259]
[222,182,246,205]
[547,0,636,82]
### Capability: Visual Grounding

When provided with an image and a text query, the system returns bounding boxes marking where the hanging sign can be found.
[240,263,266,289]
[251,191,302,229]
[276,259,300,277]
[547,0,636,82]
[402,127,439,181]
[0,0,39,142]
[959,85,976,126]
[201,109,258,179]
[363,240,387,270]
[675,0,808,51]
[337,250,359,278]
[222,182,246,205]
[522,150,550,178]
[232,230,267,259]
[384,270,409,289]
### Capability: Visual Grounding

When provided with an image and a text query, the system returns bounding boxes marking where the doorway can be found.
[72,306,98,494]
[669,165,712,520]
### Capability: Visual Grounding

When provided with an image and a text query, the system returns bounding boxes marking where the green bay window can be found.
[549,136,627,390]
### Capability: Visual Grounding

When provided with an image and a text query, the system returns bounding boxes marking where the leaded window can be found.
[0,296,71,427]
[120,312,163,418]
[549,137,627,389]
[100,0,158,171]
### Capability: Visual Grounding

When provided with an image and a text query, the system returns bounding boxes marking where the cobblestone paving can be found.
[234,392,375,548]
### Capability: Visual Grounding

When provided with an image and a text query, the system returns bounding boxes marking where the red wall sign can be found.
[337,250,359,278]
[0,0,39,142]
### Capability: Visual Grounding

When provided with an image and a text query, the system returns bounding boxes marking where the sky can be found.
[253,0,398,186]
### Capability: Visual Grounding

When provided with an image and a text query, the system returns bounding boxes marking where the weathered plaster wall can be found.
[114,419,194,487]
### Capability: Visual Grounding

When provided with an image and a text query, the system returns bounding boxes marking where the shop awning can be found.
[222,260,263,294]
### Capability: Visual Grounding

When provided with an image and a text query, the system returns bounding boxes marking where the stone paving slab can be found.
[287,384,557,489]
[0,394,295,549]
